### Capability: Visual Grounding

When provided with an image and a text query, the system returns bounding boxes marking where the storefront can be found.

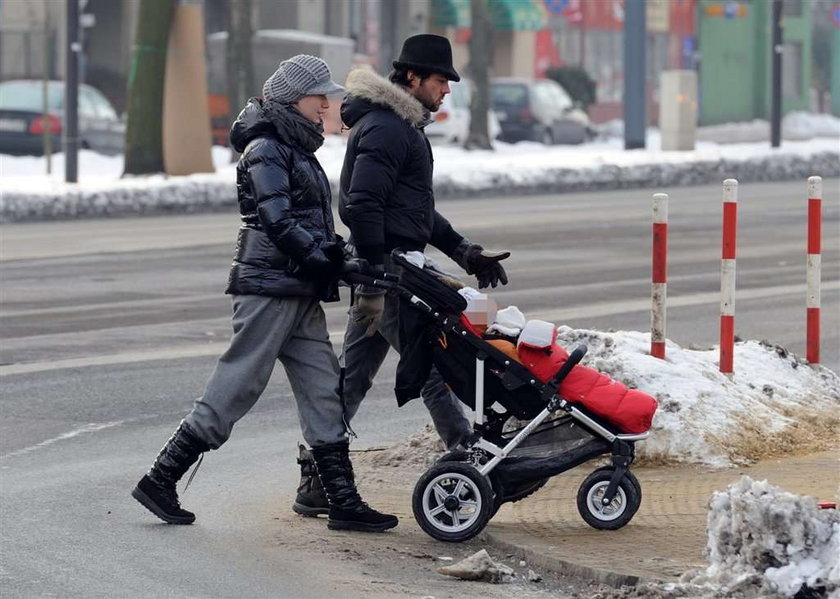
[430,0,547,78]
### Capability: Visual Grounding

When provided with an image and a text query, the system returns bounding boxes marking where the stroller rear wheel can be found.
[576,468,641,530]
[412,462,495,542]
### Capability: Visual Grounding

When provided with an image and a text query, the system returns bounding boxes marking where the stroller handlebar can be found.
[340,269,400,289]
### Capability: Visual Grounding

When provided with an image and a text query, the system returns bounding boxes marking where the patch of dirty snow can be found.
[437,549,516,583]
[596,477,840,599]
[365,423,446,469]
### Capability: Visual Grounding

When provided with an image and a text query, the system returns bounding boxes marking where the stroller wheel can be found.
[412,462,495,542]
[576,468,641,530]
[588,466,642,505]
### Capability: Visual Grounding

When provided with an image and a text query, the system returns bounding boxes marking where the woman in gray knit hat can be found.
[131,55,398,533]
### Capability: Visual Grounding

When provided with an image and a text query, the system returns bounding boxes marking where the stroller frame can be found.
[348,253,650,542]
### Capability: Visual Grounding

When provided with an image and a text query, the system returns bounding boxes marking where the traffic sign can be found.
[545,0,569,14]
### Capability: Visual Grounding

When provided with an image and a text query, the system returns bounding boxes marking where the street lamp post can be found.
[770,0,783,148]
[624,0,647,150]
[64,0,80,183]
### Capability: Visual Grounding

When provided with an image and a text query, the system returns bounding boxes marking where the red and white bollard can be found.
[651,192,668,359]
[719,179,738,374]
[807,176,822,364]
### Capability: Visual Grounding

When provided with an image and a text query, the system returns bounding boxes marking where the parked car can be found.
[425,80,501,144]
[0,80,125,156]
[490,77,593,145]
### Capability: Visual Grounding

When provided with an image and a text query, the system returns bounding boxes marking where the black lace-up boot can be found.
[131,421,209,524]
[311,443,398,532]
[292,444,329,516]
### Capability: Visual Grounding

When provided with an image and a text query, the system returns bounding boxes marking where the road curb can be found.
[482,531,654,589]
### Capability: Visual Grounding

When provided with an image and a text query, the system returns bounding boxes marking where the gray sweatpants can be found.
[341,288,472,450]
[185,295,347,449]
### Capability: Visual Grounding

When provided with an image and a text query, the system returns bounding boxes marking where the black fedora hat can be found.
[392,34,461,82]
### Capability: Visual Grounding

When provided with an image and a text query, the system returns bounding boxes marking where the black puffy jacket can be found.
[338,69,463,265]
[225,99,339,302]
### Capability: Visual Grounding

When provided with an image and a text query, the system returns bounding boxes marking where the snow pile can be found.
[555,326,840,467]
[688,477,840,598]
[366,423,446,469]
[427,135,838,199]
[2,122,837,222]
[0,147,238,221]
[782,112,840,140]
[599,111,840,144]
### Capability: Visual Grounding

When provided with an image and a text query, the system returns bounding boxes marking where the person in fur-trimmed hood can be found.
[290,35,511,518]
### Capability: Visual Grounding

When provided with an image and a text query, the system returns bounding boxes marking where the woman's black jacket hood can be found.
[230,100,274,153]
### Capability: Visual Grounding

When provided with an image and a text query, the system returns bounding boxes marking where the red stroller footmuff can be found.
[516,322,657,434]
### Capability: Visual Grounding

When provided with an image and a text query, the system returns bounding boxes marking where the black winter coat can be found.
[338,69,463,265]
[225,98,339,302]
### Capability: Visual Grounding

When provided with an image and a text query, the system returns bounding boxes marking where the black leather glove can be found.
[451,241,510,289]
[301,247,341,282]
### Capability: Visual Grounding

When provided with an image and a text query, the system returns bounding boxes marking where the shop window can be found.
[782,0,802,17]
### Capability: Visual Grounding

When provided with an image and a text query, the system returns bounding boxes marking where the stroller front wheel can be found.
[412,462,495,542]
[576,468,641,530]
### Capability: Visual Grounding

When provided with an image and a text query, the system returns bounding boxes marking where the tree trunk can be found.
[226,0,255,159]
[464,0,493,150]
[123,0,176,175]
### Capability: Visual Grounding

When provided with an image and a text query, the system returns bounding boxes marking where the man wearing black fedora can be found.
[290,34,511,517]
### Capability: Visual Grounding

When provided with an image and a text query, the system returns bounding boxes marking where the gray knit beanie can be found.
[262,54,345,104]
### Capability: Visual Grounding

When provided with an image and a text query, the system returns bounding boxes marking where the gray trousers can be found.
[185,295,347,449]
[341,288,472,450]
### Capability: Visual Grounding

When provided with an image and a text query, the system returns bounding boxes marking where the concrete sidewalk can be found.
[353,449,839,587]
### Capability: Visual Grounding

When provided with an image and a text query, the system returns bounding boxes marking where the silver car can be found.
[491,77,594,145]
[0,80,125,156]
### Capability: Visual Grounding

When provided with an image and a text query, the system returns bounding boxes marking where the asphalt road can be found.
[1,178,838,597]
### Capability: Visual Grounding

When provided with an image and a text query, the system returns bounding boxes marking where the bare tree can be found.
[226,0,255,157]
[123,0,176,175]
[464,0,493,150]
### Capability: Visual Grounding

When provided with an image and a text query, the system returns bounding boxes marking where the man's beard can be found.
[414,88,441,112]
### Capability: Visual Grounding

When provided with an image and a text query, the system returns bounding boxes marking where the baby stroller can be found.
[348,251,656,543]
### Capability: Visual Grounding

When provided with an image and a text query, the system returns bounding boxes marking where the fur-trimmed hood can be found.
[341,68,428,129]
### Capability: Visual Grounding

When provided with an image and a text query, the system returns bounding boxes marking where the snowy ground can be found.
[1,112,837,222]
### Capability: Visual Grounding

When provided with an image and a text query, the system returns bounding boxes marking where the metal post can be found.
[64,0,80,183]
[719,179,738,374]
[770,0,783,148]
[651,193,668,359]
[806,176,822,364]
[43,2,52,173]
[624,0,646,150]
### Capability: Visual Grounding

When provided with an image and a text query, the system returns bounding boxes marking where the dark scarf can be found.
[262,100,325,153]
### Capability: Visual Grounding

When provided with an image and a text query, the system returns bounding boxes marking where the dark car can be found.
[491,77,593,145]
[0,80,124,156]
